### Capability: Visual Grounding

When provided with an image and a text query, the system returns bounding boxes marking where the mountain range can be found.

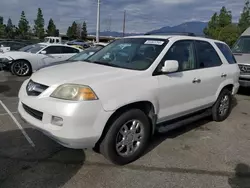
[90,21,208,37]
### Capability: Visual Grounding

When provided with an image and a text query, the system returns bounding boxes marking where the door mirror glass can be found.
[40,50,47,54]
[161,60,179,73]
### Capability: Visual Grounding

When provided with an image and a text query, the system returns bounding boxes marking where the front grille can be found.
[22,103,43,120]
[26,80,49,96]
[238,64,250,74]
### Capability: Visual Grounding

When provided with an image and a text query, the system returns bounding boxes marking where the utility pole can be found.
[123,10,126,37]
[96,0,100,43]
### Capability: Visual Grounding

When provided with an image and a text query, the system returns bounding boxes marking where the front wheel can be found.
[100,109,151,165]
[11,60,31,77]
[212,88,233,122]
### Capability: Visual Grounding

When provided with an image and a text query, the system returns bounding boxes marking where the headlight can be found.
[0,58,11,63]
[50,84,98,101]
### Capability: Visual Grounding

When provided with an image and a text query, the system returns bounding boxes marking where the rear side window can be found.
[195,40,222,68]
[215,42,237,64]
[61,46,79,53]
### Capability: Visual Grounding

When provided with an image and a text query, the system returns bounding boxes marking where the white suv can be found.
[18,35,240,165]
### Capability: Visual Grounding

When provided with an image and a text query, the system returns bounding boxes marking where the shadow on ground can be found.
[228,163,250,188]
[144,96,238,156]
[238,87,250,96]
[0,128,85,188]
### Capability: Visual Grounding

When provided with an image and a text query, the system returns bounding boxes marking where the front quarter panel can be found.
[93,75,160,114]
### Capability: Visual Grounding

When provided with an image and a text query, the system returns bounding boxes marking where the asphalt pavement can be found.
[1,71,250,188]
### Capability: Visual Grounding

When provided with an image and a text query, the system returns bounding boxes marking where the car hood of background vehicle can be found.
[31,61,139,86]
[234,53,250,64]
[0,51,34,59]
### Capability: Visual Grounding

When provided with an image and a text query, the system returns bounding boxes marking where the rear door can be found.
[193,40,228,104]
[39,46,64,65]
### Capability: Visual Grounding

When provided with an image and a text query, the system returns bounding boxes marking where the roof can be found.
[124,35,226,44]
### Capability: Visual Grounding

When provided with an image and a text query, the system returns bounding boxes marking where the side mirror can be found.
[40,50,47,54]
[161,60,179,73]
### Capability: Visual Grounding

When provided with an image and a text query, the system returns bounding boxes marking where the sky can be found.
[0,0,246,34]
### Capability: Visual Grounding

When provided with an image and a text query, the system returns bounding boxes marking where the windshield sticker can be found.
[144,40,164,45]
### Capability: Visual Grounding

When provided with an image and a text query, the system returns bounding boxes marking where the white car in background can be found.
[0,43,82,76]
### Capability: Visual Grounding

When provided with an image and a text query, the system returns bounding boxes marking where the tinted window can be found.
[159,40,196,72]
[61,46,79,54]
[215,42,237,64]
[232,36,250,54]
[44,46,63,54]
[195,41,222,68]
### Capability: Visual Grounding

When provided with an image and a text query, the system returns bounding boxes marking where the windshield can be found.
[68,46,102,61]
[19,44,46,53]
[232,36,250,54]
[87,38,168,70]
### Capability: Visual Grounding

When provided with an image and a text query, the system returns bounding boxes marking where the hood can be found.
[234,53,250,65]
[0,51,34,60]
[31,61,139,86]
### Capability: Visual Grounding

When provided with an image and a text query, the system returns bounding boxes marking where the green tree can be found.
[34,8,45,39]
[5,18,14,38]
[218,24,240,47]
[0,16,5,38]
[204,13,219,38]
[46,18,57,36]
[71,21,78,39]
[81,21,87,40]
[218,6,232,28]
[18,11,30,39]
[66,26,72,39]
[67,22,78,39]
[238,0,250,33]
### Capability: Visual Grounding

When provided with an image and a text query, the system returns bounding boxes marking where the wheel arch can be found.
[94,101,157,150]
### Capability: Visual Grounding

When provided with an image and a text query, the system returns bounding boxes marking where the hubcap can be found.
[13,62,29,76]
[115,120,144,157]
[219,95,229,116]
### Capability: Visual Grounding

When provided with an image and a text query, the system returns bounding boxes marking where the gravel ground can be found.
[1,71,250,188]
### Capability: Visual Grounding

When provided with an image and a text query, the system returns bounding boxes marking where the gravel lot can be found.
[1,71,250,188]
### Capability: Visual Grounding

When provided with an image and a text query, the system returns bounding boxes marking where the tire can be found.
[100,109,151,165]
[212,88,232,122]
[12,60,32,77]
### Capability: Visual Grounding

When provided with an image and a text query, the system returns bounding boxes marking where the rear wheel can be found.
[212,88,232,122]
[100,109,151,165]
[12,60,31,77]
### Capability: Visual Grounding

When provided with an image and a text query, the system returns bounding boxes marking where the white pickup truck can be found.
[18,34,240,165]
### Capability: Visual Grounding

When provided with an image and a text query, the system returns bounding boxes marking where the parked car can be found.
[0,43,82,76]
[37,45,105,70]
[67,39,90,48]
[232,27,250,87]
[18,35,240,165]
[0,41,28,52]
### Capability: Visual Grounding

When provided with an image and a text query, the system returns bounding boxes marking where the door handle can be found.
[192,78,201,83]
[221,73,227,78]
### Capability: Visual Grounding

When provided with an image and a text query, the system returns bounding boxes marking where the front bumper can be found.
[239,74,250,87]
[18,80,113,149]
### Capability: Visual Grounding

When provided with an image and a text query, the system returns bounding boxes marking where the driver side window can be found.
[157,40,196,73]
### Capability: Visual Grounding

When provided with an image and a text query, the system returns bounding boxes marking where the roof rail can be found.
[144,31,196,36]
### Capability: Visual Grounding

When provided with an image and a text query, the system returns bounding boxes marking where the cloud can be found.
[0,0,246,33]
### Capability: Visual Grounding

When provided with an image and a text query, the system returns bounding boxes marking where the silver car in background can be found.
[232,27,250,87]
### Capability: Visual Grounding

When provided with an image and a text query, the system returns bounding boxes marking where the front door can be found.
[156,40,206,122]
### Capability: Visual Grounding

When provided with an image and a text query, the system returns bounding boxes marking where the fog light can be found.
[51,116,63,126]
